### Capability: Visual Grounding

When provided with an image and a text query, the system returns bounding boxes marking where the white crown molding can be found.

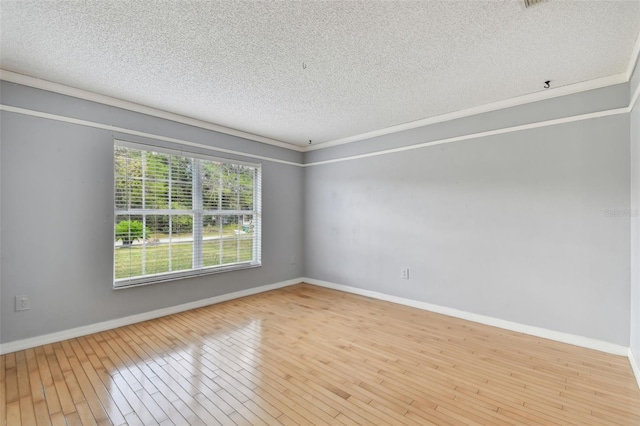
[631,70,640,111]
[626,30,640,80]
[303,277,629,356]
[304,107,629,167]
[0,278,300,355]
[2,102,628,169]
[1,69,633,155]
[3,102,629,169]
[3,71,636,167]
[305,72,628,152]
[630,348,640,391]
[0,104,304,167]
[0,69,305,152]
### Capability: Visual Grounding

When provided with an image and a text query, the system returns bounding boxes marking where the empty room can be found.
[1,0,640,424]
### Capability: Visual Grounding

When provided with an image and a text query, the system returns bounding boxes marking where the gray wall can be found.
[305,91,631,346]
[630,60,640,362]
[0,83,304,343]
[1,78,636,350]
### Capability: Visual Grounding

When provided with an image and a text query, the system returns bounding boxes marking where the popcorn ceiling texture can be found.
[1,1,638,146]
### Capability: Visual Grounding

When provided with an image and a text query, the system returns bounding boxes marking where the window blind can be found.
[114,141,261,287]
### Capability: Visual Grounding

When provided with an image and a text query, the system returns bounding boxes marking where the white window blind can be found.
[114,141,261,288]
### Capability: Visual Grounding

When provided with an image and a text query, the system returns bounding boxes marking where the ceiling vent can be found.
[524,0,547,7]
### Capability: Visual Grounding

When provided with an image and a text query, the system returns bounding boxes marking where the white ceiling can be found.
[1,1,639,148]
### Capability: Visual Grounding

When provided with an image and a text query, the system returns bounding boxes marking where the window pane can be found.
[145,214,169,240]
[171,181,192,209]
[115,244,143,279]
[115,148,143,209]
[170,241,193,272]
[171,155,192,182]
[114,143,261,286]
[221,164,240,210]
[142,243,170,275]
[115,214,147,279]
[201,214,254,267]
[170,214,193,271]
[203,214,253,267]
[115,215,146,246]
[218,237,254,264]
[202,162,221,210]
[146,152,170,180]
[139,215,171,275]
[145,179,169,209]
[238,168,254,210]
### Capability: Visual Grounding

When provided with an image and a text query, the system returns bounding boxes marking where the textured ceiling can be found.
[1,1,639,147]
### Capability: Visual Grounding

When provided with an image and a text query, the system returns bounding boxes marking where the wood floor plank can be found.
[63,411,82,426]
[33,347,62,418]
[16,351,37,426]
[25,349,44,405]
[48,411,66,426]
[3,283,640,425]
[4,353,18,410]
[64,341,113,424]
[149,391,188,425]
[33,399,52,426]
[42,344,75,417]
[65,339,129,425]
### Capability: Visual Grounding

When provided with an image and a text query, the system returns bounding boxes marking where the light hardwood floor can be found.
[2,283,639,425]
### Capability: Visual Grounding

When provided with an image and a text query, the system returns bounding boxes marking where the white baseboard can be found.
[2,275,634,382]
[0,278,300,355]
[630,348,640,390]
[302,277,629,357]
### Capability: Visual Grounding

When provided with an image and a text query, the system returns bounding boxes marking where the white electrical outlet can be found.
[15,295,30,311]
[401,268,410,280]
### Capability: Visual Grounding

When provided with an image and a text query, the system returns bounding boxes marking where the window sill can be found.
[113,262,261,290]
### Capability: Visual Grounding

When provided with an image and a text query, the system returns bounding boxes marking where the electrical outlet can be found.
[401,268,410,280]
[15,295,30,311]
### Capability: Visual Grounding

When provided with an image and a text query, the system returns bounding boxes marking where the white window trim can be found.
[113,140,262,289]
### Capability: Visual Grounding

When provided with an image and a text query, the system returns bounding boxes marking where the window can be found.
[114,141,261,288]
